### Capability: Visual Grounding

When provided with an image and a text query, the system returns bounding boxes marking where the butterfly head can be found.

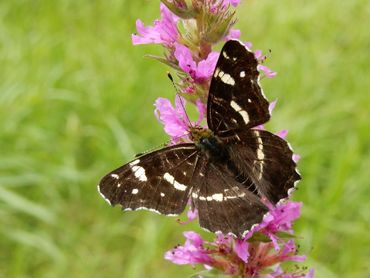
[189,126,225,158]
[189,126,213,144]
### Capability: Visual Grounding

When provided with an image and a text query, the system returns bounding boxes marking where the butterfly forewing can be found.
[208,40,270,134]
[98,144,199,216]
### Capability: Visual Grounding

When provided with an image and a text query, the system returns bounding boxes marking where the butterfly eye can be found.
[200,138,213,149]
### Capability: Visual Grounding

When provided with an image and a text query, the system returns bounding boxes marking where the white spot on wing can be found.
[212,193,223,202]
[253,130,264,180]
[110,174,119,179]
[223,187,246,200]
[220,72,235,85]
[230,100,242,112]
[160,192,165,197]
[223,51,230,59]
[134,207,161,215]
[240,71,246,78]
[215,69,235,86]
[131,165,147,182]
[123,206,177,216]
[129,159,140,166]
[239,110,250,124]
[214,67,220,77]
[230,100,250,124]
[164,172,187,191]
[257,149,264,160]
[132,188,139,194]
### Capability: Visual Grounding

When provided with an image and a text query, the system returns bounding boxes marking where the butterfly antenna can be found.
[167,72,193,128]
[261,49,272,64]
[134,142,169,157]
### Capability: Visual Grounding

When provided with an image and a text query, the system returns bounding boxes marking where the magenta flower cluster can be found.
[132,1,275,142]
[165,202,314,277]
[131,0,312,277]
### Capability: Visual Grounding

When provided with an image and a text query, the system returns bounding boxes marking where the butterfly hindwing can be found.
[207,40,270,134]
[191,157,268,236]
[98,144,199,216]
[225,129,301,204]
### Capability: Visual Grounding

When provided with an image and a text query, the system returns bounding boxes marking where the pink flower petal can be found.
[174,43,197,76]
[154,97,188,139]
[276,129,289,139]
[225,29,241,41]
[132,4,179,46]
[184,231,204,247]
[187,208,198,222]
[244,201,302,240]
[174,94,188,119]
[156,4,179,44]
[215,234,233,246]
[174,43,219,83]
[223,0,241,7]
[154,96,206,141]
[195,99,206,125]
[254,49,263,60]
[254,124,265,131]
[293,154,301,163]
[269,99,278,114]
[258,64,277,78]
[244,41,253,49]
[164,231,213,266]
[196,52,219,81]
[234,239,249,263]
[132,20,162,45]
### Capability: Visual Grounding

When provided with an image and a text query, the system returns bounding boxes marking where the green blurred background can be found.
[0,0,369,277]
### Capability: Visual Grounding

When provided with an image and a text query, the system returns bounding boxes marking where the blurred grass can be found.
[0,0,369,277]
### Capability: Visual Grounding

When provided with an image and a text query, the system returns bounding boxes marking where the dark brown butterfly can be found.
[98,40,300,237]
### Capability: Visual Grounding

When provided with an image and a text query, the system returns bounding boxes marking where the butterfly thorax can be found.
[190,126,227,160]
[190,126,250,187]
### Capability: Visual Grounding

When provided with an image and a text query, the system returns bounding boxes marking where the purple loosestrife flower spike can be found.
[130,1,311,276]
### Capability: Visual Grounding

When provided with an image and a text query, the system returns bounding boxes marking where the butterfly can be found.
[98,40,300,237]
